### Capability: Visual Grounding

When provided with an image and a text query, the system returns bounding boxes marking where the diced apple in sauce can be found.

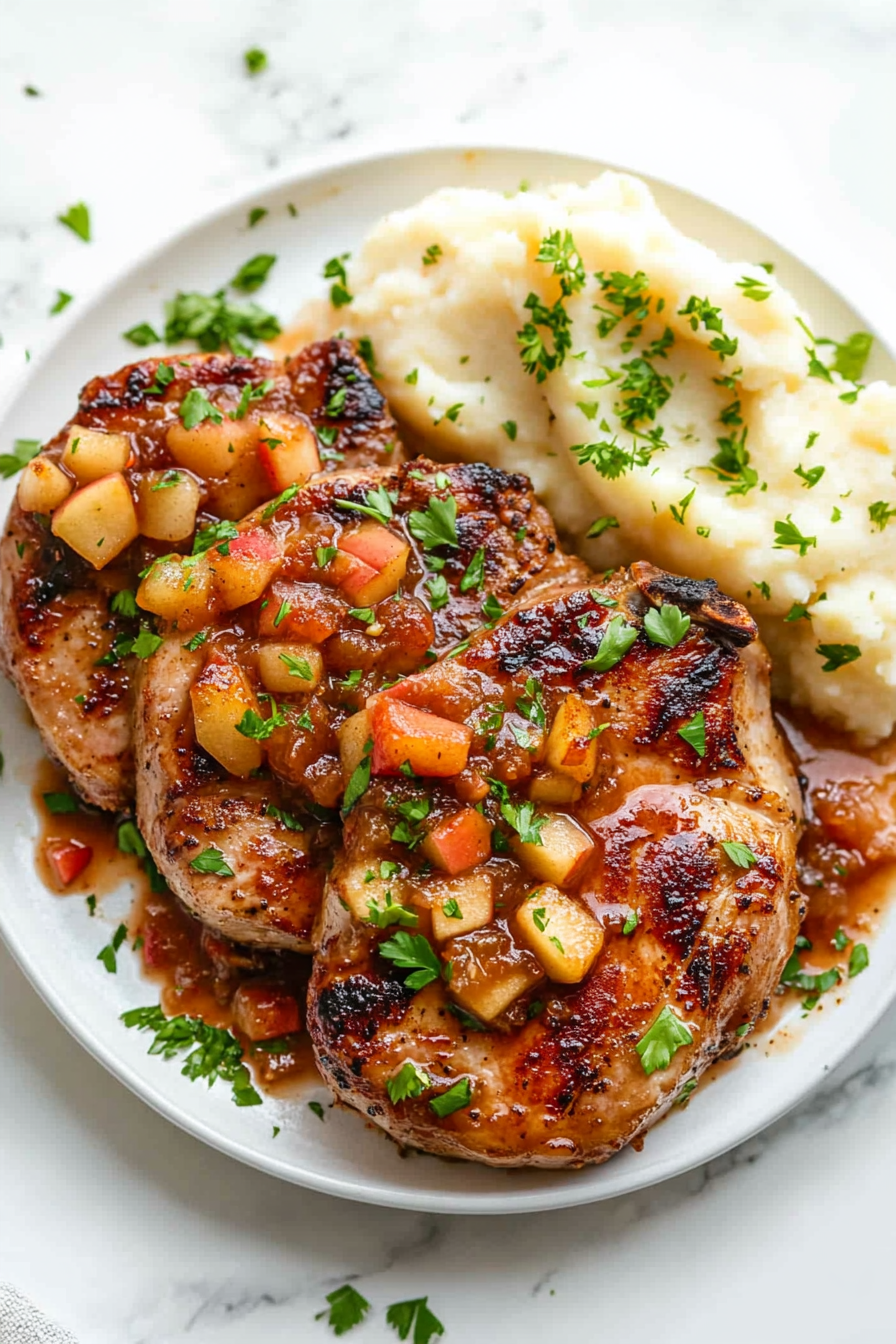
[232,980,302,1041]
[209,528,282,610]
[17,456,72,513]
[257,642,323,695]
[446,926,543,1023]
[256,415,320,492]
[51,472,139,569]
[511,811,594,887]
[338,858,409,922]
[135,470,201,542]
[166,413,259,477]
[257,580,346,643]
[336,523,410,605]
[545,692,599,783]
[190,657,263,776]
[137,555,213,629]
[528,771,583,805]
[422,808,493,876]
[337,709,372,784]
[370,698,472,778]
[430,871,494,941]
[515,884,604,983]
[61,426,130,484]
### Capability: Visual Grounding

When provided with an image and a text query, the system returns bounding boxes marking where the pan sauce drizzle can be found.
[31,703,896,1100]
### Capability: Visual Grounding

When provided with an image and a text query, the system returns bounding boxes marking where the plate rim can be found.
[2,135,895,1215]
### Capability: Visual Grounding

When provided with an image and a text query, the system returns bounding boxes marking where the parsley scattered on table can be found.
[386,1297,445,1344]
[97,923,128,974]
[57,202,91,242]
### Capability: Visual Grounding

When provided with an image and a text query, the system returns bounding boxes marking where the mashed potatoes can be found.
[337,172,896,740]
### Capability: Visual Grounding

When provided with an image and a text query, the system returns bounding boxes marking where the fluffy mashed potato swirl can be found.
[338,172,896,740]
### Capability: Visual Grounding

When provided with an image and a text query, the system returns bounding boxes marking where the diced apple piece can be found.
[166,413,259,477]
[256,415,320,491]
[338,523,410,605]
[446,927,543,1023]
[135,470,201,542]
[257,642,323,695]
[209,527,282,610]
[431,872,494,941]
[258,580,345,642]
[232,980,302,1041]
[511,811,594,887]
[515,884,604,983]
[61,426,130,484]
[137,555,213,629]
[332,550,381,604]
[51,473,139,569]
[529,771,583,805]
[422,808,492,876]
[371,698,472,778]
[338,859,411,923]
[190,657,263,776]
[47,839,93,887]
[17,456,72,513]
[337,709,372,784]
[545,692,599,783]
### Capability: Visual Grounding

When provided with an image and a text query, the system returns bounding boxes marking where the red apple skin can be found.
[370,697,473,777]
[47,839,93,887]
[422,808,493,875]
[339,524,409,571]
[336,552,381,603]
[229,528,281,565]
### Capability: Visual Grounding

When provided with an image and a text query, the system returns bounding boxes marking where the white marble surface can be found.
[2,1,896,1339]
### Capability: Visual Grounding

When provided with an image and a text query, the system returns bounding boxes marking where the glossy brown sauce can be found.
[31,700,896,1099]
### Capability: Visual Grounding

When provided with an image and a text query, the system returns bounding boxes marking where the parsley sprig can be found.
[121,1004,261,1106]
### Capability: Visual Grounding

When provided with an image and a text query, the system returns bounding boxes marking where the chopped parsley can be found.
[247,207,268,228]
[261,484,299,520]
[794,463,825,489]
[678,295,738,360]
[426,574,450,610]
[336,484,396,527]
[581,614,638,672]
[587,515,619,538]
[816,643,861,672]
[422,243,442,266]
[622,908,640,935]
[179,387,222,430]
[643,604,690,648]
[386,1298,445,1344]
[849,943,869,978]
[635,1005,693,1075]
[50,290,73,315]
[315,1284,370,1336]
[773,516,816,557]
[43,790,79,814]
[57,202,91,242]
[193,519,239,554]
[230,253,276,294]
[342,739,373,813]
[429,1076,472,1118]
[735,274,773,302]
[408,493,458,550]
[869,501,896,532]
[387,1061,430,1104]
[678,711,706,758]
[110,589,139,618]
[0,438,41,479]
[123,322,161,347]
[720,840,757,868]
[323,253,353,308]
[236,707,286,740]
[378,931,445,990]
[189,846,234,877]
[244,47,268,75]
[97,923,128,974]
[501,420,518,441]
[121,1004,260,1106]
[278,652,314,681]
[231,377,273,419]
[160,288,281,357]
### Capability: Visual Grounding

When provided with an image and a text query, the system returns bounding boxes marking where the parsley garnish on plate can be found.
[244,47,268,75]
[0,438,41,479]
[122,322,160,347]
[43,790,79,814]
[323,253,353,308]
[316,1285,371,1336]
[386,1297,445,1344]
[57,202,91,242]
[122,1004,260,1105]
[50,290,73,315]
[635,1005,693,1075]
[230,253,276,293]
[97,923,128,974]
[849,943,870,978]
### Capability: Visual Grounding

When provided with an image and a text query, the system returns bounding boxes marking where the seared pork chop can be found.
[135,459,587,951]
[0,340,397,809]
[307,568,802,1166]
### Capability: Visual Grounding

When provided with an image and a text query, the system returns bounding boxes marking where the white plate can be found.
[2,143,895,1215]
